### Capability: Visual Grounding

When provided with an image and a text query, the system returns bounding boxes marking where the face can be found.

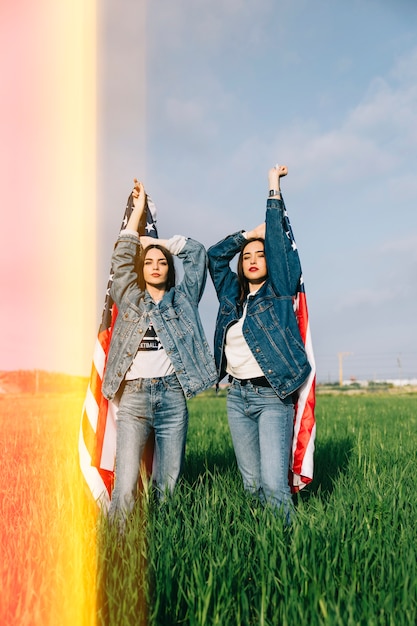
[143,247,169,290]
[241,240,267,287]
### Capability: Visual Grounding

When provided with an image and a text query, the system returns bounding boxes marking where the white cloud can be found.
[268,46,417,188]
[335,285,398,312]
[327,229,417,306]
[165,97,217,138]
[378,234,417,256]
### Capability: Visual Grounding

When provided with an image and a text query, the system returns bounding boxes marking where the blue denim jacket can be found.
[102,234,217,400]
[207,197,311,399]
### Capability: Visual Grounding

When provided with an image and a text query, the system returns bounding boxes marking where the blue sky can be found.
[100,0,417,383]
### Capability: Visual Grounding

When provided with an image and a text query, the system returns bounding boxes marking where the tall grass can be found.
[0,393,96,626]
[99,391,417,625]
[2,390,417,624]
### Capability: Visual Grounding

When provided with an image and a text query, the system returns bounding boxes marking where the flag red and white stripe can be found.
[79,192,158,509]
[291,285,316,492]
[281,202,316,492]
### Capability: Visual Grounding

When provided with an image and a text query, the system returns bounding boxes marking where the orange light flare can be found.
[0,1,97,624]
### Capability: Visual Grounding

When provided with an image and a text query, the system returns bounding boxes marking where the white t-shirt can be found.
[125,320,174,379]
[225,291,264,380]
[122,232,187,380]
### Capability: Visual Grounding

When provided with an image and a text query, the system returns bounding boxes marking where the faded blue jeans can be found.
[108,373,188,524]
[227,378,294,521]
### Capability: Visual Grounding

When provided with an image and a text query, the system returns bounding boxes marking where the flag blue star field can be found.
[79,190,158,508]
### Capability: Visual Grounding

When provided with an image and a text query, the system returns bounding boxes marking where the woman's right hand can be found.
[268,165,288,192]
[132,178,146,211]
[124,179,147,233]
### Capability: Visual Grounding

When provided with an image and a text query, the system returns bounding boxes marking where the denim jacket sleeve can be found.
[176,238,209,305]
[109,233,144,306]
[207,231,246,301]
[265,196,302,297]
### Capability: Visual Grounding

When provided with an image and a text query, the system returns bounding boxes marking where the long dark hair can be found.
[137,244,176,292]
[237,237,266,303]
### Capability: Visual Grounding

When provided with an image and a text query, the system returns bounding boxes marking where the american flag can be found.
[282,202,316,492]
[78,191,158,509]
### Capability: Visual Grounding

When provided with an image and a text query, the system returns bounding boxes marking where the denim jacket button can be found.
[256,348,260,353]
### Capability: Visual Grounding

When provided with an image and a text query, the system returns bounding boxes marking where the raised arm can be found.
[264,166,303,296]
[121,178,147,230]
[207,231,244,302]
[267,165,287,200]
[109,179,146,306]
[175,238,209,305]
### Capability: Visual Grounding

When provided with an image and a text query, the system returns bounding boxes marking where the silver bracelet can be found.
[269,189,280,197]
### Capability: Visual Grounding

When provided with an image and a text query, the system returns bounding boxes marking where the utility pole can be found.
[338,352,352,386]
[397,354,403,386]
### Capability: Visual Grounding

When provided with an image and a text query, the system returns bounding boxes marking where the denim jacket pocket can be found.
[112,304,146,344]
[248,300,277,331]
[284,324,308,355]
[248,297,294,332]
[220,304,235,319]
[161,306,194,339]
[121,304,142,322]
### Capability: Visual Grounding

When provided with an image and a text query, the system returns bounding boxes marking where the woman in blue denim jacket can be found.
[208,165,311,520]
[102,180,217,524]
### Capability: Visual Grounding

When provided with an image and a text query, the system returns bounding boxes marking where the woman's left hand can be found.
[247,222,266,239]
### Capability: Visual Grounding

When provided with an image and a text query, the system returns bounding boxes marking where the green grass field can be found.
[98,390,417,626]
[1,390,417,625]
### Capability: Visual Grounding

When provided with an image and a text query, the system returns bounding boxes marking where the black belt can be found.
[228,375,271,388]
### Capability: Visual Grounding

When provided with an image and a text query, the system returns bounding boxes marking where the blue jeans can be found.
[108,373,188,523]
[227,378,294,520]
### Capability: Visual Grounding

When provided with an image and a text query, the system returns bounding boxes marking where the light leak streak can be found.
[0,1,98,624]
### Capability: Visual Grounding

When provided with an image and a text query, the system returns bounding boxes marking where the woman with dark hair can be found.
[137,242,176,292]
[208,165,311,521]
[102,180,217,525]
